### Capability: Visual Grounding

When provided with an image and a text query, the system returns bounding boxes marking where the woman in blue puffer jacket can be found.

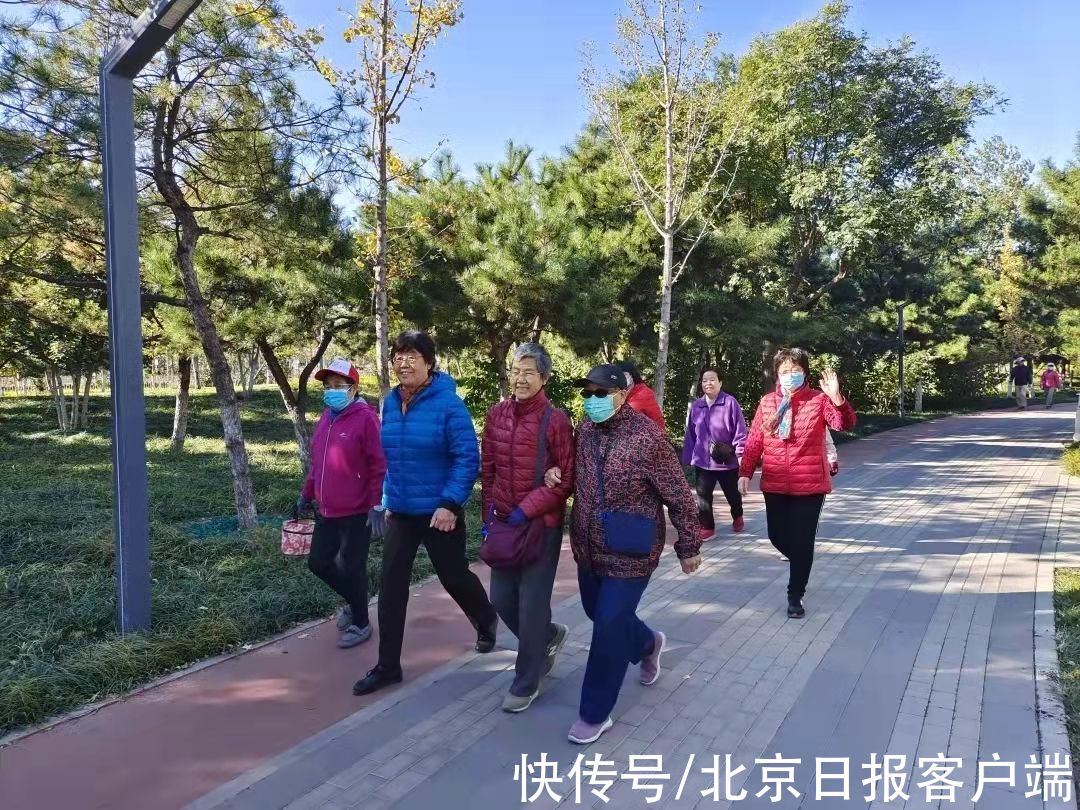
[353,331,498,697]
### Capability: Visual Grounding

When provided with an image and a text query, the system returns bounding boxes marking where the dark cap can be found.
[577,363,629,391]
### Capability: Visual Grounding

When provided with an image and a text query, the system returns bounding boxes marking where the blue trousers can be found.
[578,568,655,724]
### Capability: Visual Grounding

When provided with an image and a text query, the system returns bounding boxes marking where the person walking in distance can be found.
[738,349,856,619]
[1041,362,1062,408]
[617,360,666,431]
[298,358,387,649]
[824,429,839,476]
[353,331,498,697]
[480,343,576,713]
[1011,358,1033,409]
[681,367,748,541]
[562,364,701,745]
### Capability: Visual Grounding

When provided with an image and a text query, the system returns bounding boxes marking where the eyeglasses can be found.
[323,382,353,390]
[580,389,616,399]
[393,354,422,367]
[510,368,539,380]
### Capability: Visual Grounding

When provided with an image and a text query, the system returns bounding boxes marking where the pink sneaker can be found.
[568,716,614,745]
[639,630,666,685]
[698,527,716,543]
[732,517,745,533]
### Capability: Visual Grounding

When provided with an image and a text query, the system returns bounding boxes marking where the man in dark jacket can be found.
[1010,358,1033,409]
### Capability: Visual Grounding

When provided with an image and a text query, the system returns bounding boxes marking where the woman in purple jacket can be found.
[682,367,748,540]
[298,358,387,649]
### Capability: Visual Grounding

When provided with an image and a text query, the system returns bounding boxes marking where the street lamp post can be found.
[101,0,203,633]
[897,302,906,419]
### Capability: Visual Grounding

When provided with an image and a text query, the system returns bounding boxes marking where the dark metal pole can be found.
[898,304,905,419]
[101,71,152,633]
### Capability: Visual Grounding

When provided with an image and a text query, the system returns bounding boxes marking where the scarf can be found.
[399,375,433,414]
[767,385,801,440]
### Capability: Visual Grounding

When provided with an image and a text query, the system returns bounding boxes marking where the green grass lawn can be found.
[1055,569,1080,773]
[1064,444,1080,477]
[0,390,482,734]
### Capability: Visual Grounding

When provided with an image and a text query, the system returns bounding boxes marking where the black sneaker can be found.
[475,617,498,654]
[787,597,805,619]
[353,664,403,696]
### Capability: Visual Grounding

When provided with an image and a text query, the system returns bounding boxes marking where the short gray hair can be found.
[512,342,553,378]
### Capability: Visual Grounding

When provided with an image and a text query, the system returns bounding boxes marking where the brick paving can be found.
[189,405,1080,810]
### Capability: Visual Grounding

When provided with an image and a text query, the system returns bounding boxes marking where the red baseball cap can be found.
[314,358,360,385]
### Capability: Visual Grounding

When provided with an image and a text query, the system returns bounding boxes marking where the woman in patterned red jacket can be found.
[557,363,701,745]
[739,348,856,619]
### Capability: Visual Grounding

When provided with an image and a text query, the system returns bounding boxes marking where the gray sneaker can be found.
[337,623,372,649]
[542,623,570,676]
[502,690,539,713]
[335,605,353,631]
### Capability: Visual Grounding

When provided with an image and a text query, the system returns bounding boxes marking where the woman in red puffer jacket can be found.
[738,348,856,619]
[481,343,576,712]
[617,360,666,431]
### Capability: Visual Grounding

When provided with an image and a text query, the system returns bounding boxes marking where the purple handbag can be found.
[480,407,553,570]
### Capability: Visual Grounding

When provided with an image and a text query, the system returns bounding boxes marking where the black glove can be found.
[296,495,314,518]
[710,442,737,465]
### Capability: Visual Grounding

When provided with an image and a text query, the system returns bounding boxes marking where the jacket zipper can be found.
[506,407,519,519]
[318,412,332,503]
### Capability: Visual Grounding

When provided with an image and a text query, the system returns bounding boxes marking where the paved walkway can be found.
[186,405,1080,810]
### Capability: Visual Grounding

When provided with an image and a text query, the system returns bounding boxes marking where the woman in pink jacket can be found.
[1041,363,1062,408]
[738,348,856,619]
[298,358,387,649]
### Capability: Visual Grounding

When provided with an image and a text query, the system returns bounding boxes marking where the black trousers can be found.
[377,513,496,670]
[694,467,743,529]
[308,513,372,628]
[763,493,826,599]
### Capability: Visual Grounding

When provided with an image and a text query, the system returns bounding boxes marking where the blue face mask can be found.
[583,394,617,423]
[323,389,351,412]
[779,371,805,393]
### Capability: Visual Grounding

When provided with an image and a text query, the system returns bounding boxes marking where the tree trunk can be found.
[761,340,777,394]
[528,315,542,344]
[258,337,312,475]
[175,229,258,528]
[490,338,511,400]
[170,354,192,452]
[79,373,92,430]
[297,329,334,422]
[69,370,82,431]
[372,0,392,406]
[192,355,202,389]
[244,348,261,396]
[654,231,675,409]
[45,367,66,431]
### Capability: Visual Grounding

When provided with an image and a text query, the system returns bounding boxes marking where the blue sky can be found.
[281,0,1079,176]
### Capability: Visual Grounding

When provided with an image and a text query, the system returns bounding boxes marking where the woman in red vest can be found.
[739,348,856,619]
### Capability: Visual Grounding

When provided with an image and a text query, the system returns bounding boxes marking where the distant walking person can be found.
[481,343,576,713]
[825,429,839,476]
[1011,358,1033,409]
[298,358,387,649]
[1042,362,1062,408]
[563,364,701,745]
[617,360,666,431]
[353,331,498,697]
[682,367,748,540]
[739,349,856,619]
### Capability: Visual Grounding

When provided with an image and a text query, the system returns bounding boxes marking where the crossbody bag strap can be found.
[592,432,606,509]
[531,406,554,488]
